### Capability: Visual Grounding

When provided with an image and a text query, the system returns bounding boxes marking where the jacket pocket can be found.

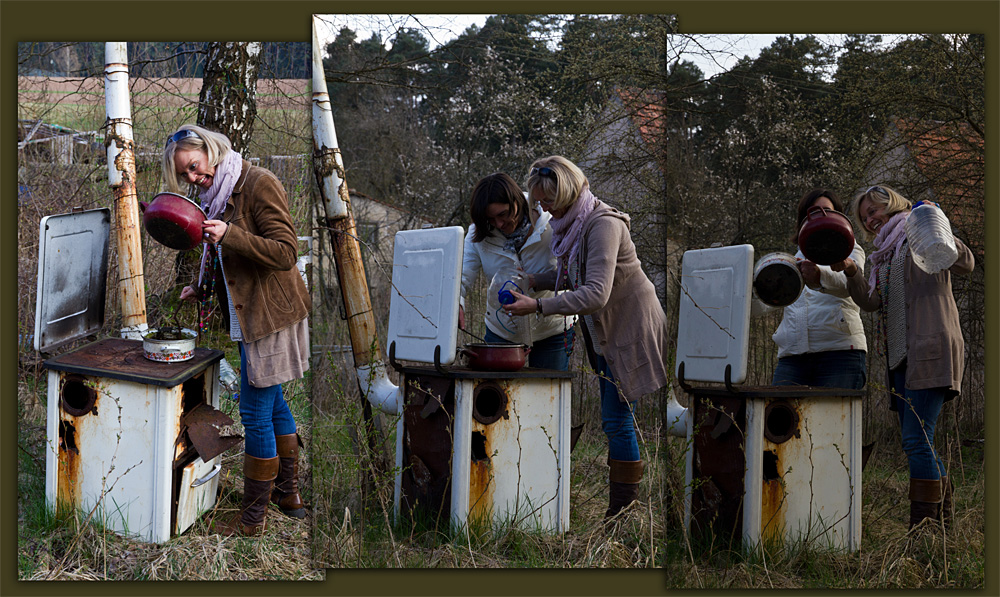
[250,328,284,358]
[614,331,647,374]
[265,272,294,313]
[912,331,943,361]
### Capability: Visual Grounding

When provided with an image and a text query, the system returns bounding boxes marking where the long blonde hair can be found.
[850,185,912,241]
[160,124,232,195]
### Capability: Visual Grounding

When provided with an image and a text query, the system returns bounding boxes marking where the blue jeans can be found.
[595,354,640,461]
[891,366,946,480]
[239,342,297,459]
[483,327,572,371]
[772,349,867,389]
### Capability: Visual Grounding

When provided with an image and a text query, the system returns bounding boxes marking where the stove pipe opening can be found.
[764,400,800,444]
[61,374,98,417]
[472,382,508,425]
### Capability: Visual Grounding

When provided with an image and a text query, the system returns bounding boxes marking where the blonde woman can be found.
[162,124,311,535]
[833,184,974,530]
[504,156,671,521]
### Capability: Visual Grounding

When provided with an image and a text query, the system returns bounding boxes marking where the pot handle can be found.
[139,201,148,213]
[459,347,479,359]
[805,205,830,219]
[160,346,181,354]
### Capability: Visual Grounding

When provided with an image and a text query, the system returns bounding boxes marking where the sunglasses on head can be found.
[165,129,200,148]
[530,166,555,178]
[866,185,886,196]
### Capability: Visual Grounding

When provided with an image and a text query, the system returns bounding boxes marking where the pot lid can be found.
[387,226,464,365]
[675,244,753,384]
[34,208,111,352]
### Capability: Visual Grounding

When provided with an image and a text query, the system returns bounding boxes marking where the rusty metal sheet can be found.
[182,402,241,462]
[34,208,111,352]
[44,338,223,388]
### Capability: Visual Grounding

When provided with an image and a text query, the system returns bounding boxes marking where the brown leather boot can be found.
[271,433,307,519]
[940,475,954,530]
[605,458,644,520]
[908,477,943,530]
[215,454,279,536]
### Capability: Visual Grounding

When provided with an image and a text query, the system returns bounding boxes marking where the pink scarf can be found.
[866,210,909,297]
[197,150,243,286]
[549,184,597,290]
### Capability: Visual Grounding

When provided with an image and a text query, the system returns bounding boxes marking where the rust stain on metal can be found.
[761,476,785,544]
[182,402,241,462]
[312,145,338,179]
[325,216,381,367]
[469,436,493,523]
[689,394,746,537]
[57,420,81,512]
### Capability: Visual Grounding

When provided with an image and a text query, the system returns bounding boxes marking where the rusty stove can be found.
[386,227,572,534]
[676,245,864,552]
[36,208,239,543]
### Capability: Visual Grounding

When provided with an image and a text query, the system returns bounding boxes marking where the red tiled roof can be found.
[893,117,984,254]
[616,87,667,148]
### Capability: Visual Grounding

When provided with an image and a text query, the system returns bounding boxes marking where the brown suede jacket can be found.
[208,160,311,343]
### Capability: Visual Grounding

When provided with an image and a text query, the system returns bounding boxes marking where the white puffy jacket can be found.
[461,205,576,342]
[772,244,868,358]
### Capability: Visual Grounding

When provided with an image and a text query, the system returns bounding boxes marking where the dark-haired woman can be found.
[459,172,576,370]
[771,189,867,389]
[163,124,311,536]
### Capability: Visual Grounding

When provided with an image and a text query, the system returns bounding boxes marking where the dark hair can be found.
[470,173,529,242]
[791,188,845,244]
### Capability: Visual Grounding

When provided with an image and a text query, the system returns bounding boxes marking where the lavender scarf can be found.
[197,150,243,286]
[866,210,909,298]
[549,184,598,290]
[199,150,243,219]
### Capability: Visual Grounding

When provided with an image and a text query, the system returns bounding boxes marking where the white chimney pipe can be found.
[105,41,148,339]
[312,18,400,415]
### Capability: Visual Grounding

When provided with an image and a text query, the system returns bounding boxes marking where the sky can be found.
[312,14,788,79]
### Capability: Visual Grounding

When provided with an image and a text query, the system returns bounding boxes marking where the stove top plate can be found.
[44,338,224,387]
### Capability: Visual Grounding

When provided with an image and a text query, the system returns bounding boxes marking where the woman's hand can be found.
[829,258,858,277]
[797,259,821,289]
[179,285,198,302]
[202,219,228,244]
[504,290,538,316]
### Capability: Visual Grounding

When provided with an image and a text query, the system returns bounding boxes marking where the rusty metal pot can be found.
[143,327,197,362]
[753,252,803,308]
[797,206,855,265]
[140,192,206,251]
[460,343,531,371]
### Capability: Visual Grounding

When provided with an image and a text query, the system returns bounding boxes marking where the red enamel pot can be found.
[797,206,856,265]
[460,343,531,371]
[140,192,207,251]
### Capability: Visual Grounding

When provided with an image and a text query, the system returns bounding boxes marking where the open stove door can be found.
[34,208,111,353]
[676,244,754,385]
[387,226,464,366]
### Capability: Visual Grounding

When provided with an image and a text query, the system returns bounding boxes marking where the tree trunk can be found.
[197,41,262,153]
[174,42,263,297]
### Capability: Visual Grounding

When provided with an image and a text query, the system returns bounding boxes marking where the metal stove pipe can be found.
[104,42,148,339]
[665,389,688,437]
[311,20,401,414]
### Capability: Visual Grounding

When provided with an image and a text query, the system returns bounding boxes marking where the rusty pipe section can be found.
[312,20,401,414]
[311,21,348,220]
[105,42,147,339]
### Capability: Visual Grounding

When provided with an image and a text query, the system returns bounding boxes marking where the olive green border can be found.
[2,1,996,596]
